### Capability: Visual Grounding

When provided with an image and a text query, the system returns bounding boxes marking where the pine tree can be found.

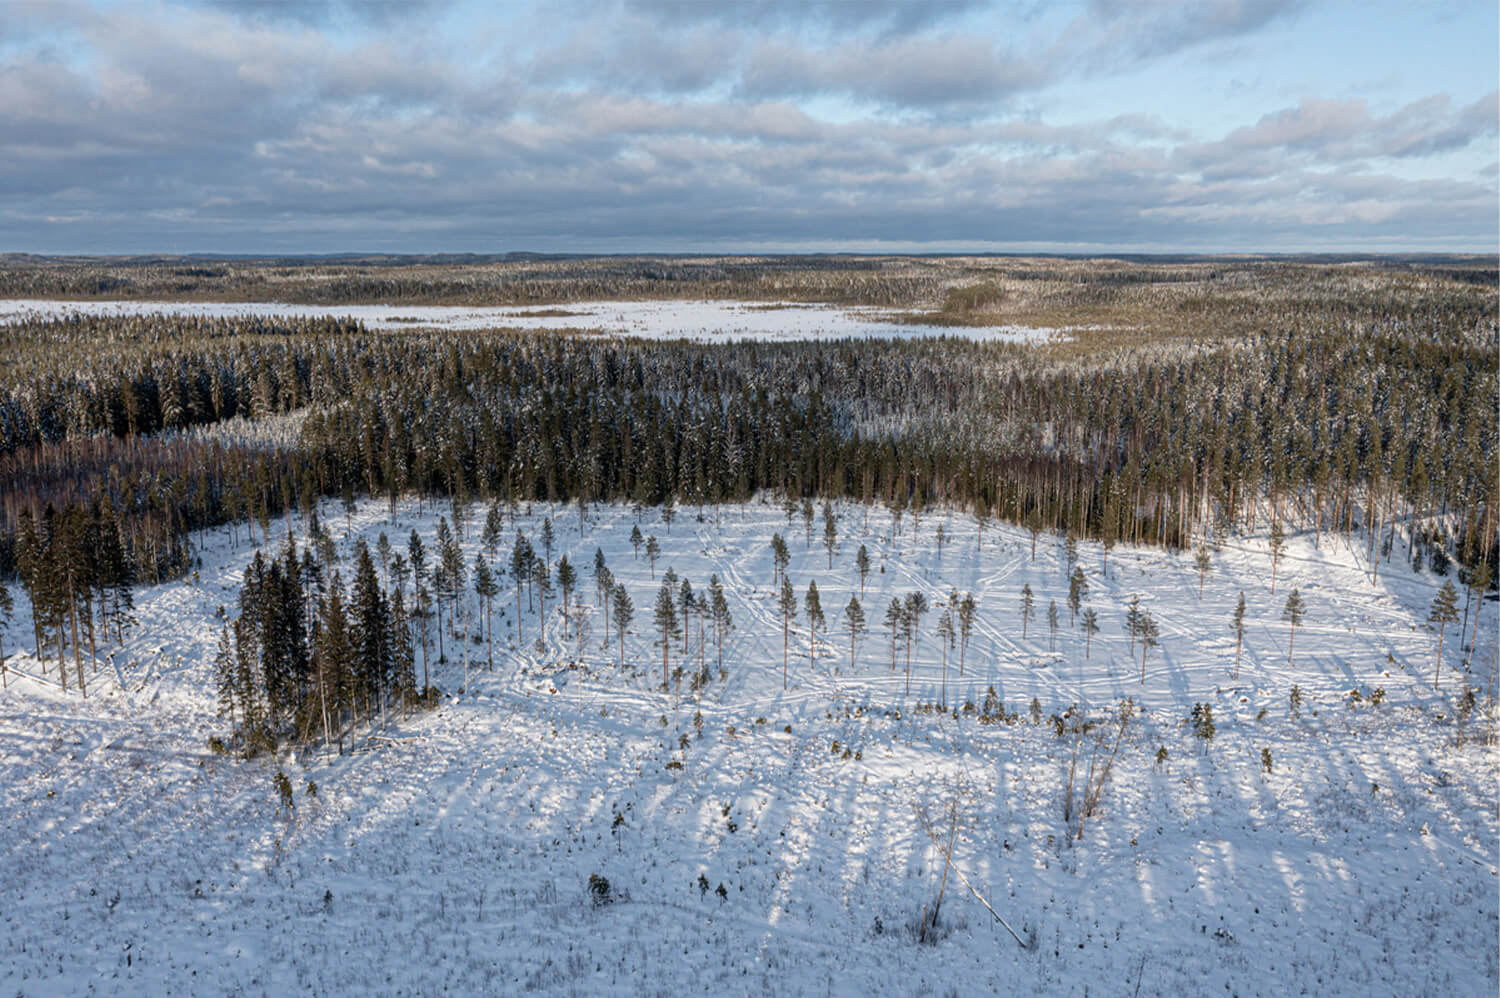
[541,516,556,563]
[1067,567,1087,625]
[483,502,504,557]
[1231,592,1247,678]
[1138,609,1159,683]
[903,591,928,695]
[1194,545,1212,598]
[1126,594,1142,655]
[473,554,498,669]
[388,587,416,714]
[1269,521,1286,595]
[1081,607,1099,658]
[314,575,353,752]
[408,530,430,685]
[608,579,635,667]
[855,544,871,597]
[709,574,732,670]
[937,609,955,707]
[654,580,678,691]
[532,556,552,632]
[645,535,660,579]
[770,533,790,586]
[1281,588,1306,666]
[1048,599,1060,652]
[774,576,797,689]
[678,578,695,655]
[510,532,532,640]
[593,547,609,604]
[558,554,577,622]
[630,524,644,560]
[885,597,904,672]
[822,504,837,569]
[844,595,866,671]
[1428,580,1459,690]
[352,542,391,726]
[438,517,466,641]
[804,580,825,672]
[0,574,11,689]
[214,623,237,729]
[801,498,814,548]
[957,593,976,676]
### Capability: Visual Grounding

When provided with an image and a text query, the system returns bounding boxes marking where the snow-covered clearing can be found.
[2,499,1495,995]
[0,298,1061,343]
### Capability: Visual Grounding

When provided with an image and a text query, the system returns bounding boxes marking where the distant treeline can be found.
[1,262,1495,676]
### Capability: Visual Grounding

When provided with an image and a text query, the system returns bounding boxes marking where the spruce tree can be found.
[1428,580,1459,690]
[856,544,871,597]
[1020,584,1035,640]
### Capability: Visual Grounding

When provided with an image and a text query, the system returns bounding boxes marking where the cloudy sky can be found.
[2,0,1495,254]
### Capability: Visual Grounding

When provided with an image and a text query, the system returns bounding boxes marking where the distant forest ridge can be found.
[0,254,1496,314]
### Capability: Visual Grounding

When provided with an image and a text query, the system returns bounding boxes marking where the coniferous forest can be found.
[1,255,1497,994]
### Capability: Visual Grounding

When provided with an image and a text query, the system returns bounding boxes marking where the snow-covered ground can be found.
[0,297,1061,343]
[1,498,1495,995]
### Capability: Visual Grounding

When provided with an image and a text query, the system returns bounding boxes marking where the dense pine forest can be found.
[1,255,1495,725]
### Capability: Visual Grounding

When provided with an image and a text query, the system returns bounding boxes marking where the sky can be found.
[1,0,1495,255]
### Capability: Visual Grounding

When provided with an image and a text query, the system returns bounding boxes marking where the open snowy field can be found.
[0,297,1061,343]
[2,498,1495,996]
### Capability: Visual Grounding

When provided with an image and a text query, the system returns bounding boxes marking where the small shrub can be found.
[273,770,295,814]
[1260,747,1272,774]
[1189,703,1215,742]
[587,874,614,907]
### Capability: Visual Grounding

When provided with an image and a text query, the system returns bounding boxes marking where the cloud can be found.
[624,0,991,37]
[1178,92,1500,177]
[0,0,1492,253]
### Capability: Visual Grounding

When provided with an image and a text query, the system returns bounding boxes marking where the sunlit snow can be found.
[0,298,1061,343]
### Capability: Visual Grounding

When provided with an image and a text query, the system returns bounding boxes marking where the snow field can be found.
[0,297,1062,343]
[1,497,1495,996]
